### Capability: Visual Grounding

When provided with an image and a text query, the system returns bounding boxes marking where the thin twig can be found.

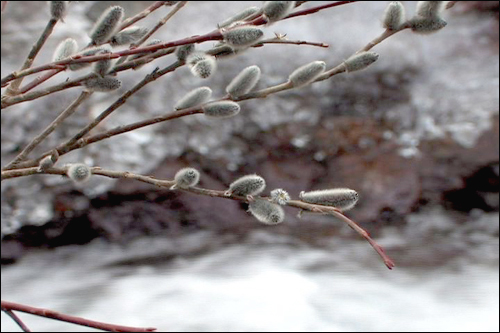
[117,1,188,66]
[4,19,58,96]
[254,38,329,48]
[291,201,396,269]
[120,1,169,30]
[2,309,31,332]
[0,166,395,269]
[249,1,359,25]
[1,75,92,109]
[1,301,156,332]
[133,1,188,48]
[57,62,182,156]
[4,91,92,170]
[19,69,64,94]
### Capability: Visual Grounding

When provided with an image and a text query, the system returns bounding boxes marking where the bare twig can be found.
[19,69,64,94]
[291,201,396,269]
[1,74,92,109]
[254,38,329,48]
[119,1,170,30]
[133,1,188,48]
[2,309,31,332]
[1,301,156,332]
[4,91,92,170]
[4,19,58,96]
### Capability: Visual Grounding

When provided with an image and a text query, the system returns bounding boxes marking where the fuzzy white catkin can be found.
[219,6,261,28]
[175,87,212,110]
[68,46,111,71]
[171,167,200,189]
[249,199,285,225]
[299,188,359,211]
[222,27,264,48]
[203,101,240,118]
[263,1,296,23]
[192,59,216,79]
[84,77,121,92]
[52,38,78,62]
[176,44,195,61]
[344,52,379,72]
[89,6,124,45]
[270,188,290,205]
[187,52,217,78]
[67,164,92,183]
[416,1,445,18]
[289,61,326,87]
[410,16,447,34]
[226,65,261,97]
[383,2,406,31]
[92,50,112,77]
[129,39,162,60]
[38,155,56,172]
[50,1,67,20]
[225,174,266,197]
[110,26,149,46]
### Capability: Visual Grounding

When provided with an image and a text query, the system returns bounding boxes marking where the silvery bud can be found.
[299,188,359,211]
[249,199,285,225]
[171,167,200,189]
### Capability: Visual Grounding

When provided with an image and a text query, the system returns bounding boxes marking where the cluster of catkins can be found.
[50,3,149,92]
[170,170,359,226]
[382,1,448,33]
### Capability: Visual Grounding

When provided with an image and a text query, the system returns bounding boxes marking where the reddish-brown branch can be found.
[19,69,64,94]
[249,1,359,25]
[4,18,58,95]
[2,309,31,332]
[1,301,156,332]
[1,2,360,87]
[1,30,223,88]
[289,201,395,269]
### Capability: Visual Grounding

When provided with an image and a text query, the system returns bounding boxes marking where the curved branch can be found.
[1,166,395,269]
[1,301,156,332]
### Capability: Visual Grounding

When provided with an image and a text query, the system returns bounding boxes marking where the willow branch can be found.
[4,18,58,96]
[18,69,64,94]
[2,309,31,332]
[254,38,329,48]
[4,91,92,170]
[56,62,182,157]
[1,1,359,87]
[1,31,223,88]
[1,301,156,332]
[1,74,91,109]
[0,166,395,269]
[249,1,359,25]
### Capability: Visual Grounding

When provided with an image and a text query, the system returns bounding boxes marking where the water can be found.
[2,214,499,332]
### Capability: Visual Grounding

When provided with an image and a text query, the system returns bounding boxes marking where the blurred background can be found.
[1,1,499,331]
